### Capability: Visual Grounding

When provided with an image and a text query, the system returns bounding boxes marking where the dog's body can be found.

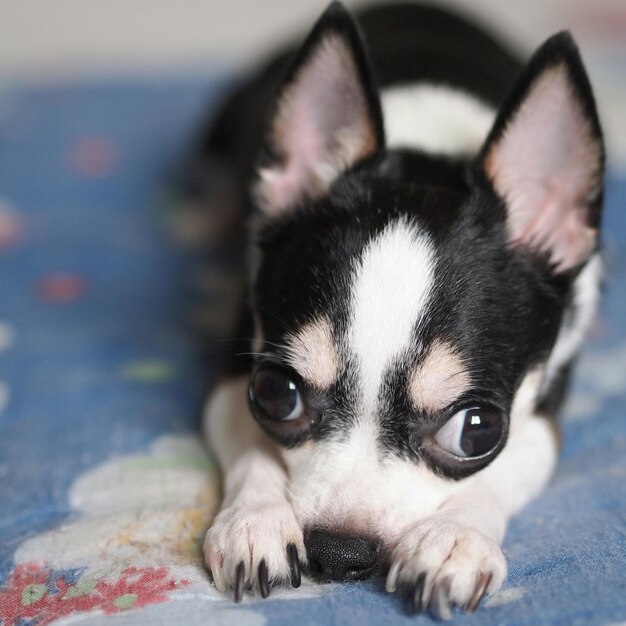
[195,2,604,617]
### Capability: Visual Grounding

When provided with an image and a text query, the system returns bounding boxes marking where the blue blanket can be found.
[0,76,624,625]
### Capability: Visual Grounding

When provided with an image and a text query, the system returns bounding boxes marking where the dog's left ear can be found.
[477,32,604,274]
[255,2,384,216]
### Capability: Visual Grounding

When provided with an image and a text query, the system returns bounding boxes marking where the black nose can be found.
[305,529,379,581]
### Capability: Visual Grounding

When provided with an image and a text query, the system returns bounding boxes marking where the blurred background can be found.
[1,0,626,166]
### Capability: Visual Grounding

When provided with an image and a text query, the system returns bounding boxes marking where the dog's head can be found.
[245,3,603,579]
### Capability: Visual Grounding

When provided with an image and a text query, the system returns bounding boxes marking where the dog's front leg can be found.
[387,413,558,618]
[202,375,306,599]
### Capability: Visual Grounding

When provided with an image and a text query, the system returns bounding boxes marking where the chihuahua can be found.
[195,1,604,618]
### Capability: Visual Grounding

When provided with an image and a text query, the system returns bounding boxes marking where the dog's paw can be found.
[386,517,507,620]
[203,500,306,601]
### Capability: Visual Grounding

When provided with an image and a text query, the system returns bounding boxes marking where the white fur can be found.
[543,253,603,394]
[322,220,436,502]
[348,217,435,416]
[203,377,306,592]
[386,518,507,615]
[381,83,495,156]
[283,435,463,541]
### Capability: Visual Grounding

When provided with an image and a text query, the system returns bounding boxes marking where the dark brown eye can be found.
[249,367,304,422]
[434,407,503,458]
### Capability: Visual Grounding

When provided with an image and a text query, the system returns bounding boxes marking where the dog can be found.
[194,1,604,618]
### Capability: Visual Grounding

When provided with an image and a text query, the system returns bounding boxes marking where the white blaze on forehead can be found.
[409,340,470,413]
[285,317,340,388]
[349,218,435,411]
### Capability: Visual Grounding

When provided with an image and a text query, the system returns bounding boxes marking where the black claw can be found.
[258,559,270,598]
[412,572,427,614]
[467,572,492,613]
[430,577,452,621]
[287,543,301,588]
[234,561,245,603]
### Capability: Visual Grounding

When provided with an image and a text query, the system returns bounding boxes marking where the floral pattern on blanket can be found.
[0,436,218,624]
[2,564,188,625]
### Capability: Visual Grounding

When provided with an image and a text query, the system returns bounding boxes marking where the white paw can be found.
[386,517,507,619]
[203,500,306,601]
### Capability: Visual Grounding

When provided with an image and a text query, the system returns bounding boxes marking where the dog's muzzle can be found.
[305,529,379,582]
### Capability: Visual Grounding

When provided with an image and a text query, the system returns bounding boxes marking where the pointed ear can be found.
[254,1,384,216]
[477,32,604,273]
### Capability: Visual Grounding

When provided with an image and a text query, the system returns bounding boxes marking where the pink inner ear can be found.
[486,65,602,272]
[257,97,326,215]
[255,34,376,216]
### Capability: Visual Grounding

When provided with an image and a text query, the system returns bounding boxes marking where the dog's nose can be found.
[305,529,379,581]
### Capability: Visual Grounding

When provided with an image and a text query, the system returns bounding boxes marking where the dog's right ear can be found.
[254,2,384,216]
[476,32,604,274]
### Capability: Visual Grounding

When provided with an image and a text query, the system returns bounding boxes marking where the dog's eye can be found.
[248,364,317,446]
[434,407,503,458]
[249,367,304,422]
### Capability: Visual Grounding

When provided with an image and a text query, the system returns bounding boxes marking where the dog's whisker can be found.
[235,352,273,358]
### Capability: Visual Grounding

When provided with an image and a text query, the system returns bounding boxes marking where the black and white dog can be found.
[196,1,604,617]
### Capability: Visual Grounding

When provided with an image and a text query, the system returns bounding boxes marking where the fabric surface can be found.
[0,71,625,626]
